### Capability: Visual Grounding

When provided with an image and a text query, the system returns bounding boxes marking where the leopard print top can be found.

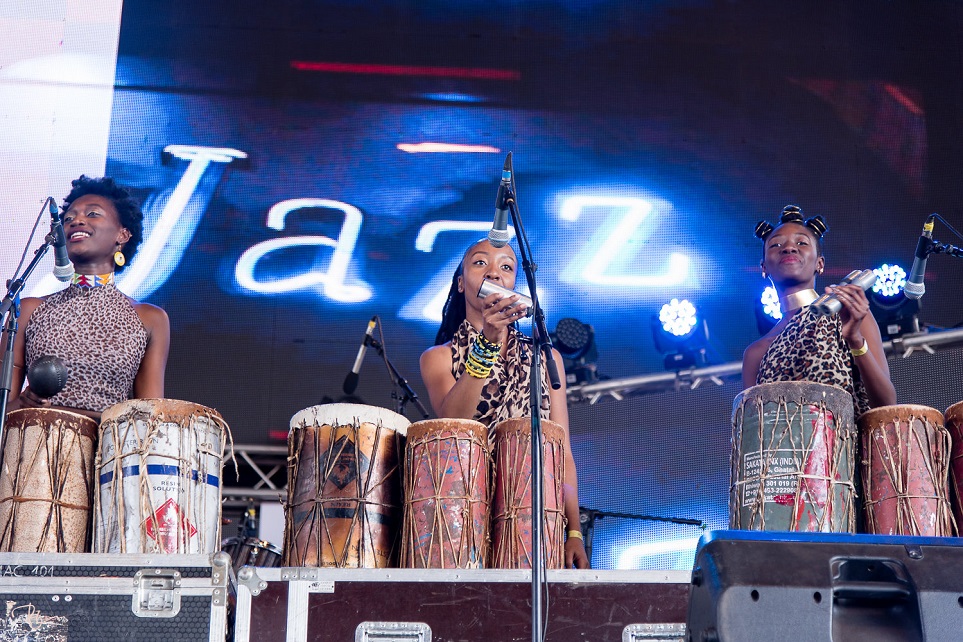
[25,283,149,413]
[756,307,870,418]
[450,319,551,436]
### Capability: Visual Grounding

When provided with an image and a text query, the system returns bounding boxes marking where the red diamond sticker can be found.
[144,498,198,553]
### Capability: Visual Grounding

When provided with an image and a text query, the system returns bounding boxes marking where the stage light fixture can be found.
[651,299,709,370]
[872,263,906,298]
[552,317,599,385]
[754,286,781,335]
[868,262,920,339]
[659,299,698,336]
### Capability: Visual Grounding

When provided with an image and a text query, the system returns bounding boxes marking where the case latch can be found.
[132,568,182,618]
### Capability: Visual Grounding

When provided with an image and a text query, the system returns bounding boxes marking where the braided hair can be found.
[435,259,467,345]
[754,205,828,256]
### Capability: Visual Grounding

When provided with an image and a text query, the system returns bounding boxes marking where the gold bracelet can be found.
[850,339,869,357]
[567,530,583,541]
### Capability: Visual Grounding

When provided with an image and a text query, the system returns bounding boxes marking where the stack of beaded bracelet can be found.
[465,334,501,378]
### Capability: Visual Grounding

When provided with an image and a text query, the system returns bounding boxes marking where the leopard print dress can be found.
[756,307,870,418]
[450,319,551,436]
[25,283,149,413]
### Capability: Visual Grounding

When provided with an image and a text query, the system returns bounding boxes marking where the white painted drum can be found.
[93,398,229,554]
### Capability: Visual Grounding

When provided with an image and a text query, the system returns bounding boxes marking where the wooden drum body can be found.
[285,403,409,568]
[859,404,955,536]
[490,417,566,569]
[0,408,97,552]
[94,399,228,554]
[401,418,491,569]
[731,382,856,533]
[943,401,963,528]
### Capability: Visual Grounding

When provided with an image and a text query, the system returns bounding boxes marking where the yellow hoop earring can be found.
[113,251,126,267]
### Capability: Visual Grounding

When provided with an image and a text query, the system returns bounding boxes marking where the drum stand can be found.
[0,207,61,444]
[502,152,562,642]
[366,335,430,419]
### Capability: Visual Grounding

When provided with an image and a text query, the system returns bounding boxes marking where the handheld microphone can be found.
[488,152,513,248]
[904,216,935,300]
[49,200,74,282]
[343,316,377,395]
[811,269,877,316]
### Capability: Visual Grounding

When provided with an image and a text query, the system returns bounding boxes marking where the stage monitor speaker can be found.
[686,530,963,642]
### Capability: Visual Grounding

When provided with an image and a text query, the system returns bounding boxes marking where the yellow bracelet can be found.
[567,530,583,541]
[850,339,869,357]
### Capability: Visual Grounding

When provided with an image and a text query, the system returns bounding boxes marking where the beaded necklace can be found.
[71,272,115,288]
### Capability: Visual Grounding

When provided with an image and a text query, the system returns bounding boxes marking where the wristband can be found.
[567,530,583,541]
[850,339,869,357]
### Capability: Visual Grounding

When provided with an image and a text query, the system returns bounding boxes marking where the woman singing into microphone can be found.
[420,239,590,569]
[6,176,170,422]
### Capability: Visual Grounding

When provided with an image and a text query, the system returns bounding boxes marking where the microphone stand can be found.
[367,336,430,419]
[0,223,61,444]
[503,160,561,642]
[927,238,963,259]
[578,506,705,566]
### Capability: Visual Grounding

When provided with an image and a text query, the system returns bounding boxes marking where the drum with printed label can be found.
[0,408,97,552]
[730,382,856,532]
[93,399,228,554]
[285,403,409,568]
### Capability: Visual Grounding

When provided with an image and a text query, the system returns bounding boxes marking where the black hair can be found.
[435,260,467,345]
[63,175,144,272]
[754,205,828,256]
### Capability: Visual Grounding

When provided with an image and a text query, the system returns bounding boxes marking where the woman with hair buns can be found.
[6,175,170,422]
[741,205,896,415]
[420,238,590,569]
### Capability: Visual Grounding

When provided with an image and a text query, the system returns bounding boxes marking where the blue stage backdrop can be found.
[5,1,963,569]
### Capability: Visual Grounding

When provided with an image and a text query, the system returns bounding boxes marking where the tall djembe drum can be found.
[490,417,567,569]
[94,399,229,554]
[401,418,491,569]
[731,382,857,532]
[285,404,409,568]
[944,401,963,528]
[0,408,97,552]
[859,405,955,536]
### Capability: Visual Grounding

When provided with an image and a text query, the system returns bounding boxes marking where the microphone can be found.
[343,316,377,395]
[488,152,513,248]
[49,200,74,282]
[904,216,936,300]
[27,355,69,398]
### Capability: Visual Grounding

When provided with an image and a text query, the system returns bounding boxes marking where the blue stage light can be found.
[868,263,918,338]
[658,299,698,337]
[761,286,782,320]
[872,263,906,298]
[652,299,708,370]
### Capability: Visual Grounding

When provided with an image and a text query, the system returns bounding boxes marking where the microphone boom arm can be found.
[928,238,963,259]
[366,336,430,419]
